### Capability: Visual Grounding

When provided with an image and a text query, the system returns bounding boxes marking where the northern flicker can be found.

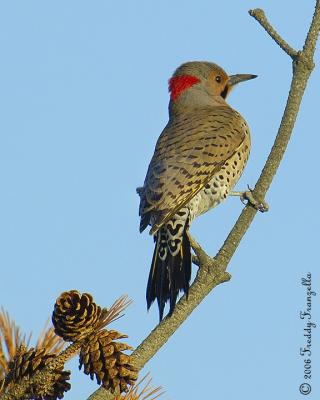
[137,61,256,320]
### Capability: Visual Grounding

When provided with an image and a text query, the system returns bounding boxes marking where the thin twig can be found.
[248,9,298,58]
[302,0,320,60]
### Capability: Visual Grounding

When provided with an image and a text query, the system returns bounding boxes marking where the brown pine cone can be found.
[79,329,138,393]
[31,366,71,400]
[5,346,71,400]
[52,290,102,342]
[6,347,47,384]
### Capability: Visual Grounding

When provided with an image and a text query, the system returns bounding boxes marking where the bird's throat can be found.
[169,75,200,101]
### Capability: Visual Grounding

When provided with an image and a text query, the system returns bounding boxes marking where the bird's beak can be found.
[228,74,257,87]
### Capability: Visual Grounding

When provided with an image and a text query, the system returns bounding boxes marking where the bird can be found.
[137,61,257,320]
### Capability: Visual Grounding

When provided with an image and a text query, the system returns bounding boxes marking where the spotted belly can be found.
[188,142,249,221]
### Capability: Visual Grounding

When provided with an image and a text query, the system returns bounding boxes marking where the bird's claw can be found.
[240,186,269,213]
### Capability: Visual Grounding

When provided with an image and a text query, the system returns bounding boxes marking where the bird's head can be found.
[168,61,257,110]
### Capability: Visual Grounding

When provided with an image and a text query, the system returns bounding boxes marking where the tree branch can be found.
[88,3,320,399]
[248,9,298,58]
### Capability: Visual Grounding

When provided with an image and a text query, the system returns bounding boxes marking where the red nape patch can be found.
[168,75,200,101]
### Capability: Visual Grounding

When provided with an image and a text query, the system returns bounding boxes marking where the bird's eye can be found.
[215,75,222,83]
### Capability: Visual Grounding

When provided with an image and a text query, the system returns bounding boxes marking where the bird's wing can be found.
[139,107,249,234]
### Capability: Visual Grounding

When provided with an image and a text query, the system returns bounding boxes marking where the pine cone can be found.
[6,347,46,384]
[33,368,71,400]
[52,290,102,342]
[5,346,70,400]
[79,329,138,393]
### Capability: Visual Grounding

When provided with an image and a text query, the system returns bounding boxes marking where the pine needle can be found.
[97,295,132,330]
[116,374,164,400]
[0,309,64,379]
[0,308,27,376]
[35,319,65,354]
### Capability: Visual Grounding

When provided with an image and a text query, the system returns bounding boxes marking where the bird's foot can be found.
[230,186,269,213]
[187,232,231,282]
[187,232,213,268]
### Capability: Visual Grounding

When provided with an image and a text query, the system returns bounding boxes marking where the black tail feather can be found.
[181,230,192,295]
[146,227,191,321]
[146,234,159,310]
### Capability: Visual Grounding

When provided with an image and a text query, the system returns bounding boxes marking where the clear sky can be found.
[0,1,319,399]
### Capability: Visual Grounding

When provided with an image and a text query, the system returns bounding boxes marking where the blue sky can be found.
[0,1,319,399]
